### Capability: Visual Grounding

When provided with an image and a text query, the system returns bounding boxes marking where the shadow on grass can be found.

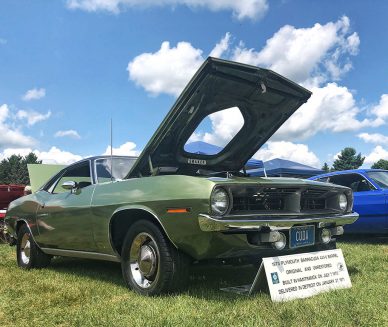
[339,234,388,245]
[46,257,259,300]
[347,266,361,276]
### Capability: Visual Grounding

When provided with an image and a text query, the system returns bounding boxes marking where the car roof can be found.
[310,168,388,179]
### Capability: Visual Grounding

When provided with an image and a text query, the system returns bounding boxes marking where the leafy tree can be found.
[371,159,388,170]
[0,152,42,185]
[332,147,365,171]
[321,162,330,172]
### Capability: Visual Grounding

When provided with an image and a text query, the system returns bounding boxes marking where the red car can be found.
[0,185,25,242]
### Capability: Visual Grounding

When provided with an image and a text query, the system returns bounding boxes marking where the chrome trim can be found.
[20,234,31,264]
[198,212,359,232]
[129,232,160,289]
[41,248,120,262]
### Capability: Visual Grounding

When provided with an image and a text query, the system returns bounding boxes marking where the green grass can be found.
[0,239,387,327]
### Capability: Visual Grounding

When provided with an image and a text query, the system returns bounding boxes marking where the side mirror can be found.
[62,181,78,191]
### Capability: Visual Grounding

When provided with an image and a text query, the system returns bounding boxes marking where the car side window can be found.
[328,174,373,192]
[52,162,92,194]
[42,171,65,193]
[317,177,329,183]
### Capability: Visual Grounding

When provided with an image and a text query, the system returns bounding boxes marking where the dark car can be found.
[309,169,388,234]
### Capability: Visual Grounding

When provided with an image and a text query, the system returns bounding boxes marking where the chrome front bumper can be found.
[198,212,359,232]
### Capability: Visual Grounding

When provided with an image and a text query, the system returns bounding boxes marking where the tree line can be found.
[0,148,388,185]
[0,153,42,185]
[321,147,388,172]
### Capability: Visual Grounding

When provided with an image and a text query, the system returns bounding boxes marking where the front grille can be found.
[232,187,299,212]
[301,189,327,210]
[231,187,331,213]
[301,198,326,210]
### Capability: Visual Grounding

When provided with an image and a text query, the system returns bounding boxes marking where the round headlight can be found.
[339,194,348,211]
[320,228,332,244]
[272,232,287,250]
[211,188,230,215]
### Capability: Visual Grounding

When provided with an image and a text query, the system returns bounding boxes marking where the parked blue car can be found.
[309,169,388,234]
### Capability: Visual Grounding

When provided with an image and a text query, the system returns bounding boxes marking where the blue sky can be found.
[0,0,387,167]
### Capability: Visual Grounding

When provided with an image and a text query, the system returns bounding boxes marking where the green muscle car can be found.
[4,58,358,295]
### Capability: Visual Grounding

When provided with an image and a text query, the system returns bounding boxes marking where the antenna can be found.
[110,118,113,182]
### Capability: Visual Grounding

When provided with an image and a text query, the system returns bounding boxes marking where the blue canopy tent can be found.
[184,141,265,170]
[248,158,324,178]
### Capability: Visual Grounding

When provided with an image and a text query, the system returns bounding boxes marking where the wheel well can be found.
[16,220,27,235]
[110,209,172,256]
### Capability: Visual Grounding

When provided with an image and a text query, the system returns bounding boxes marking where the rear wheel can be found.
[16,224,51,269]
[121,220,189,296]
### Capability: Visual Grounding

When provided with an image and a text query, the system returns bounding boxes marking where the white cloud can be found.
[358,132,388,144]
[128,41,204,96]
[231,16,359,86]
[0,146,83,165]
[16,109,51,126]
[0,104,36,149]
[253,141,321,167]
[364,146,388,165]
[128,33,234,97]
[22,88,46,101]
[128,17,360,97]
[35,147,83,165]
[371,94,388,120]
[66,0,269,20]
[189,106,244,146]
[209,32,231,58]
[54,130,81,139]
[273,83,383,141]
[103,141,140,156]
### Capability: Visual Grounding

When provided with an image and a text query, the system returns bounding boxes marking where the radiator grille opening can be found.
[231,187,330,213]
[232,187,299,212]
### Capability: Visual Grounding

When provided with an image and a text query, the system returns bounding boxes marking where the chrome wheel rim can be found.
[129,232,159,289]
[20,234,31,265]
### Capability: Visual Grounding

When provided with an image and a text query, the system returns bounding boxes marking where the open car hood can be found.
[127,57,311,178]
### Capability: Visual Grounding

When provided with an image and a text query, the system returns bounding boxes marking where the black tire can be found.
[121,220,190,296]
[16,224,51,269]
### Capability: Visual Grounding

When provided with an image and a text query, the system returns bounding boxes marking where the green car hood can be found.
[127,57,311,178]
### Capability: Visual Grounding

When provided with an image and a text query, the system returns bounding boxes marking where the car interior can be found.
[325,173,375,193]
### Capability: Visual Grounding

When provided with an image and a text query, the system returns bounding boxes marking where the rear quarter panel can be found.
[4,194,40,237]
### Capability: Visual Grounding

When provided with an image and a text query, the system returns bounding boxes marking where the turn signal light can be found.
[167,208,190,213]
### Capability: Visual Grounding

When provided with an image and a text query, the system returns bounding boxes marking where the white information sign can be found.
[261,249,352,302]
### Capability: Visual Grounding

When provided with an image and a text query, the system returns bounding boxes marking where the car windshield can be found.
[95,157,137,183]
[366,171,388,189]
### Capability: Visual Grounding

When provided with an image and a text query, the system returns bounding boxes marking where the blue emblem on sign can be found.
[271,272,280,284]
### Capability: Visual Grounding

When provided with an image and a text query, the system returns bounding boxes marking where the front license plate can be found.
[290,225,315,249]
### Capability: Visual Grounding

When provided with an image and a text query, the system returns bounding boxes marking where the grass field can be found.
[0,238,387,327]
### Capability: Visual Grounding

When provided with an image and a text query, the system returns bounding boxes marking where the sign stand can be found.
[220,261,268,296]
[221,249,352,301]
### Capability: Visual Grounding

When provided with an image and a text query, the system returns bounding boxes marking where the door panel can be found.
[345,190,388,234]
[35,186,97,250]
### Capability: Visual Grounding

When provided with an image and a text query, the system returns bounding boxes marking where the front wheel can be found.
[121,220,189,296]
[16,224,51,269]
